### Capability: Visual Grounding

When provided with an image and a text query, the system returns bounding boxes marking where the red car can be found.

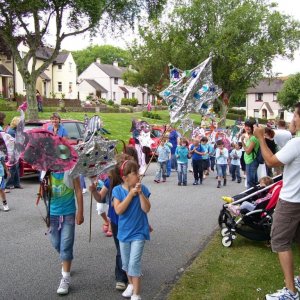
[149,125,166,156]
[21,119,85,176]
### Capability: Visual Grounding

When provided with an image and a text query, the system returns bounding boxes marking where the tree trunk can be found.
[26,81,38,120]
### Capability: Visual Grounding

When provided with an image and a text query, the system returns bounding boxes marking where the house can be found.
[0,42,78,100]
[78,59,153,105]
[246,78,287,120]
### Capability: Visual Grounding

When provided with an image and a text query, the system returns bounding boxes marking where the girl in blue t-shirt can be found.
[112,159,151,300]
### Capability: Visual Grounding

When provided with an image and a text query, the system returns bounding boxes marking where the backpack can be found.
[253,146,264,164]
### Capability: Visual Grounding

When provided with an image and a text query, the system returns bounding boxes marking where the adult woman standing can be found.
[241,120,260,188]
[47,113,68,138]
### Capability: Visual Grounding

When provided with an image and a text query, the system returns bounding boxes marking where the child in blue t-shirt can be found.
[154,138,171,183]
[112,159,151,300]
[0,151,10,211]
[48,171,84,295]
[215,140,229,188]
[189,138,206,185]
[175,138,189,186]
[200,136,210,178]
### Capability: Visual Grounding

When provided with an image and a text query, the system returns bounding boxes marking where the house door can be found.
[262,109,267,119]
[96,91,101,98]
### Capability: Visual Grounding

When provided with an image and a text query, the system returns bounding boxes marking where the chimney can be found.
[113,61,118,67]
[96,58,101,64]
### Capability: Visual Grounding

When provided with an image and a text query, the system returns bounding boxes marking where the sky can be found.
[60,0,300,76]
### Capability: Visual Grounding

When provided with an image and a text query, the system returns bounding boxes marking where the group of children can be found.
[153,133,245,188]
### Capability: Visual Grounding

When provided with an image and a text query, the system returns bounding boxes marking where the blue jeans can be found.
[120,240,145,277]
[166,160,171,177]
[171,154,178,170]
[50,214,75,261]
[5,163,21,188]
[246,160,259,189]
[216,164,227,177]
[155,161,167,181]
[177,163,187,184]
[37,101,43,112]
[231,164,241,181]
[111,222,128,283]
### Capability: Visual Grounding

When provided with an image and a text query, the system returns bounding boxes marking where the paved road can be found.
[0,164,243,300]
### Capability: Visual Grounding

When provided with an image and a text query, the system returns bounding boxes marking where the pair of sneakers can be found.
[122,284,141,300]
[266,278,300,300]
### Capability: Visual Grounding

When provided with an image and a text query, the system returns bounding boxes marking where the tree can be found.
[278,73,300,110]
[0,0,166,120]
[125,0,300,121]
[73,45,130,75]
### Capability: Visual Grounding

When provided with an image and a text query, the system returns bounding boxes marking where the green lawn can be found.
[168,232,300,300]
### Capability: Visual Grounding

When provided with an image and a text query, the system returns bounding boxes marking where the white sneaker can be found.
[131,295,142,300]
[3,204,9,212]
[57,277,70,295]
[82,188,87,194]
[266,287,299,300]
[122,284,133,298]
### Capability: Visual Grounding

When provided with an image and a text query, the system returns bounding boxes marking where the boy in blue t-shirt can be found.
[189,138,206,185]
[175,138,189,186]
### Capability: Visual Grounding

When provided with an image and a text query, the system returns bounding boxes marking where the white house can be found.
[0,42,78,100]
[78,59,152,105]
[246,78,287,120]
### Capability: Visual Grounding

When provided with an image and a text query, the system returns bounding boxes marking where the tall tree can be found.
[125,0,300,122]
[278,73,300,110]
[0,0,166,119]
[73,45,130,75]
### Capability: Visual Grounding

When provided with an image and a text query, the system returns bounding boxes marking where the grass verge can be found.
[167,231,300,300]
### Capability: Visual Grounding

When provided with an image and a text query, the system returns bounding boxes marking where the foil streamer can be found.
[160,57,222,123]
[178,118,194,135]
[0,132,15,163]
[70,134,117,178]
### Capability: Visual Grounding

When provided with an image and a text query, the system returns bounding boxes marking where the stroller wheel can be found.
[221,228,230,237]
[222,236,232,247]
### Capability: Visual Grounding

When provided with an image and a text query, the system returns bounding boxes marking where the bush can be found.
[107,100,114,106]
[142,111,162,120]
[226,113,241,121]
[121,98,138,107]
[228,108,246,116]
[119,106,132,113]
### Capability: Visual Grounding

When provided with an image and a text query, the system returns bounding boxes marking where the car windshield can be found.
[151,129,163,138]
[24,124,44,131]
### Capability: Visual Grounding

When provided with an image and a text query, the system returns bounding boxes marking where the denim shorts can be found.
[0,177,5,190]
[216,164,227,177]
[120,240,145,277]
[50,214,75,261]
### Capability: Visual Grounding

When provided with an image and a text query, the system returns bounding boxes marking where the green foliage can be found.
[0,99,17,111]
[0,0,167,120]
[121,98,138,107]
[107,100,115,106]
[228,108,246,116]
[142,111,161,120]
[226,113,242,121]
[73,45,131,75]
[278,73,300,110]
[127,0,300,102]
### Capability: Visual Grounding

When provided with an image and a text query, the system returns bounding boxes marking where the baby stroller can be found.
[218,174,283,247]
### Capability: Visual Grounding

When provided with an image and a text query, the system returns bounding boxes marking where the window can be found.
[132,93,135,98]
[69,62,72,72]
[123,93,128,99]
[113,92,116,100]
[69,82,73,93]
[63,122,81,140]
[254,109,259,118]
[58,64,62,70]
[273,92,278,102]
[6,54,11,61]
[255,93,263,101]
[114,78,118,84]
[58,82,62,92]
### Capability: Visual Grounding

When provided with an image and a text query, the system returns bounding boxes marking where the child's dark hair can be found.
[216,139,224,146]
[118,160,139,178]
[201,136,208,143]
[259,176,273,186]
[237,142,242,149]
